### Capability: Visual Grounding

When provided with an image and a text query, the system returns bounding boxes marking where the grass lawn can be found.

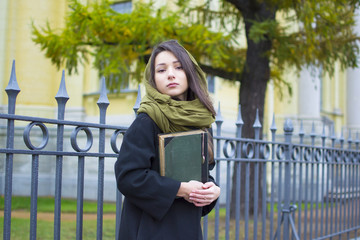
[1,196,347,239]
[0,218,116,240]
[0,196,117,239]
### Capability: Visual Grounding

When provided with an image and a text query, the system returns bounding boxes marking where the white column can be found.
[346,10,360,129]
[298,67,321,118]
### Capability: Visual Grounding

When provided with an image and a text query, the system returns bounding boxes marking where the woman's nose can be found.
[168,68,175,79]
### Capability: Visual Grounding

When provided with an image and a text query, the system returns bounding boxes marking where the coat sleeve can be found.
[114,114,180,221]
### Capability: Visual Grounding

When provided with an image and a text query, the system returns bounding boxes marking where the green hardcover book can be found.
[158,130,208,183]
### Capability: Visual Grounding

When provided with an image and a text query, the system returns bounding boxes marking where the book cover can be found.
[158,130,208,183]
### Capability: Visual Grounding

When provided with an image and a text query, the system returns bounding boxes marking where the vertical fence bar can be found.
[282,119,294,240]
[261,122,267,240]
[215,104,222,240]
[297,122,305,237]
[224,106,234,240]
[309,124,316,240]
[354,133,359,237]
[3,60,20,240]
[334,133,341,237]
[253,110,261,240]
[291,124,298,238]
[275,128,284,239]
[244,150,250,239]
[320,126,326,237]
[338,133,345,240]
[324,132,330,236]
[225,148,231,240]
[346,132,352,239]
[269,115,277,239]
[96,77,110,240]
[235,105,243,240]
[329,128,336,237]
[309,122,316,239]
[214,103,223,240]
[76,155,85,240]
[54,70,69,240]
[303,134,310,240]
[30,154,39,240]
[314,133,321,238]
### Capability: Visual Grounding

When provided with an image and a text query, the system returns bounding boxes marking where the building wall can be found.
[1,0,67,117]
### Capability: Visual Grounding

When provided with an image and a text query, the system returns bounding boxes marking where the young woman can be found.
[114,40,220,240]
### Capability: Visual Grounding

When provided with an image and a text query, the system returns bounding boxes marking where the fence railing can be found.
[212,106,360,240]
[1,62,127,240]
[1,61,360,240]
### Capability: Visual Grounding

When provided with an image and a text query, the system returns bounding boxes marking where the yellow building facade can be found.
[0,0,359,136]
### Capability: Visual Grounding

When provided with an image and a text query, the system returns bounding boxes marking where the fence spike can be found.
[215,102,223,123]
[322,124,326,138]
[97,77,109,105]
[5,60,21,115]
[298,120,304,136]
[5,60,20,93]
[283,118,294,132]
[348,129,352,142]
[340,127,345,141]
[310,122,316,137]
[270,113,277,132]
[253,108,262,128]
[55,70,69,120]
[235,105,243,125]
[133,84,141,115]
[55,70,69,100]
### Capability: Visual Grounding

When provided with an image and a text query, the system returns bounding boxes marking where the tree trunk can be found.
[227,0,276,219]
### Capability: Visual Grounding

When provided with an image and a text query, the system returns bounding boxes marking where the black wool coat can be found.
[114,113,217,240]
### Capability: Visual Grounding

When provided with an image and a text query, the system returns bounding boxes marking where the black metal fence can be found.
[212,108,360,240]
[1,61,360,239]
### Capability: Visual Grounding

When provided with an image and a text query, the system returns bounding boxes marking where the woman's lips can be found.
[167,83,178,87]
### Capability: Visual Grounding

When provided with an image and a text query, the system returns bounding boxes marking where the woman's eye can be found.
[157,69,165,73]
[176,66,183,70]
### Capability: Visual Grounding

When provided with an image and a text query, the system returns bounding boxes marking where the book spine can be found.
[201,132,209,183]
[159,137,166,176]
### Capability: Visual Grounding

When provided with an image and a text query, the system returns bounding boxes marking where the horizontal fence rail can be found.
[1,61,360,240]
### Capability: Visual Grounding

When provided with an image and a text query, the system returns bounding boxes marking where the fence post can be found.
[3,60,20,240]
[234,105,243,240]
[214,102,223,240]
[96,77,110,240]
[282,118,296,240]
[253,109,262,238]
[54,70,69,240]
[269,114,277,239]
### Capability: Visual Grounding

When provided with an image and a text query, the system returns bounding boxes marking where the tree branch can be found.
[198,64,241,81]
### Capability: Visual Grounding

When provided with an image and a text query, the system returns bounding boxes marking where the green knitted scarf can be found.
[137,45,214,133]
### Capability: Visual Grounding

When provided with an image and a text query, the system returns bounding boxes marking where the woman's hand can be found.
[176,180,204,203]
[188,182,220,207]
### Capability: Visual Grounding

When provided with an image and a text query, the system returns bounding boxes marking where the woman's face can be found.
[154,51,188,101]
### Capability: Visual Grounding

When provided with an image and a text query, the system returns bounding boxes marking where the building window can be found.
[107,1,136,93]
[111,1,132,14]
[207,75,215,93]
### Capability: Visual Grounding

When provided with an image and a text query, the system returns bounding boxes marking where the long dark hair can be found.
[148,40,216,117]
[149,40,216,163]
